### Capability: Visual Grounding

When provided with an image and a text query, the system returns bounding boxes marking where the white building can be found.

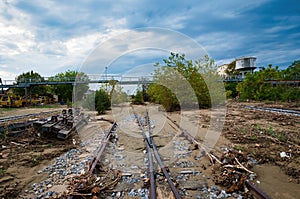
[217,56,258,80]
[217,64,228,79]
[235,56,257,79]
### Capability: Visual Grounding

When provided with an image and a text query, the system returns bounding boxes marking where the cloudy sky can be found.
[0,0,300,80]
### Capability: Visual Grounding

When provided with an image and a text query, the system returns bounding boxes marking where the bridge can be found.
[0,74,253,89]
[0,75,154,89]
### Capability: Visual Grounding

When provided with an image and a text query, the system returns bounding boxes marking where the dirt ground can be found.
[0,101,299,198]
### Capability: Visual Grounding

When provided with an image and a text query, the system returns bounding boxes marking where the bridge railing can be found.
[0,74,153,86]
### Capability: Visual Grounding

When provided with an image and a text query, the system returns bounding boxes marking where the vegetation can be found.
[49,70,89,103]
[95,89,111,114]
[224,82,239,98]
[131,90,144,105]
[0,169,6,175]
[237,61,300,101]
[83,81,127,114]
[225,61,239,77]
[147,52,222,111]
[83,89,110,114]
[13,71,48,96]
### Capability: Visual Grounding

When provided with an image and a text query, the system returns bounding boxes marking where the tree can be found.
[95,89,110,114]
[49,70,89,103]
[284,60,300,80]
[13,70,48,96]
[147,52,218,111]
[237,63,299,101]
[225,61,239,77]
[224,82,239,98]
[131,90,144,105]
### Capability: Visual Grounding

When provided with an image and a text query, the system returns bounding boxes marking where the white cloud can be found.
[0,0,299,81]
[264,25,297,34]
[0,70,17,80]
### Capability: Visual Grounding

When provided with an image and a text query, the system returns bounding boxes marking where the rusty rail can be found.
[0,110,60,123]
[134,109,181,199]
[89,122,117,174]
[134,110,156,198]
[245,180,272,199]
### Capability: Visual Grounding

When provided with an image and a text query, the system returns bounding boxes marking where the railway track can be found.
[0,110,61,123]
[133,109,182,199]
[67,105,272,199]
[89,121,118,174]
[163,112,271,199]
[242,105,300,117]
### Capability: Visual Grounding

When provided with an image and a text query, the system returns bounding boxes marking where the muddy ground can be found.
[0,101,299,198]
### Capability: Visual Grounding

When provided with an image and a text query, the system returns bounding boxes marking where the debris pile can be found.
[211,148,257,197]
[66,169,122,198]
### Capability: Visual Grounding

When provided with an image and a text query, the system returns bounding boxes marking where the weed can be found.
[32,155,42,166]
[265,125,287,142]
[234,145,244,151]
[46,144,53,148]
[0,169,6,175]
[254,124,263,131]
[267,125,275,136]
[277,133,287,142]
[248,135,257,140]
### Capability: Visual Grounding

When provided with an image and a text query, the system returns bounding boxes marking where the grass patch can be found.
[0,107,18,112]
[0,169,6,175]
[32,155,42,166]
[234,145,245,151]
[46,143,54,148]
[248,135,257,140]
[30,104,60,108]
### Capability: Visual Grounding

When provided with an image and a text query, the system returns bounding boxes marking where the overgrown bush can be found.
[147,53,223,111]
[238,63,300,101]
[131,90,144,105]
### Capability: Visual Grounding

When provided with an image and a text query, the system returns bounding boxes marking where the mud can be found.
[0,101,299,198]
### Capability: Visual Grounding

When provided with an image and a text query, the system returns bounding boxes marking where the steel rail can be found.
[89,122,117,174]
[245,180,271,199]
[133,109,157,199]
[0,110,60,123]
[146,137,157,199]
[150,137,181,199]
[134,109,181,199]
[242,105,300,117]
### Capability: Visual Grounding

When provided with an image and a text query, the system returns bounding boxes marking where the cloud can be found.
[0,0,299,81]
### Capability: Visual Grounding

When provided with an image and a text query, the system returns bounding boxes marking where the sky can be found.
[0,0,300,80]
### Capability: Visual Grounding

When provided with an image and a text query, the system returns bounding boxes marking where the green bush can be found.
[147,53,219,111]
[238,63,300,102]
[132,90,144,105]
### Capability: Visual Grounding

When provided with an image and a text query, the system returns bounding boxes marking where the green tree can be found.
[13,70,48,96]
[225,61,239,77]
[237,63,299,101]
[49,70,89,103]
[284,60,300,80]
[95,89,110,114]
[224,82,238,98]
[147,53,219,111]
[131,90,144,105]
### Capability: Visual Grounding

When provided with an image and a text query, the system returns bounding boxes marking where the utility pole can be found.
[105,66,108,91]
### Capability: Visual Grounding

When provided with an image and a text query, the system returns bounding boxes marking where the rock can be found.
[116,191,121,198]
[180,170,194,174]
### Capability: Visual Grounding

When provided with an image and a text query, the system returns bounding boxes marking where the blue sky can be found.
[0,0,299,80]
